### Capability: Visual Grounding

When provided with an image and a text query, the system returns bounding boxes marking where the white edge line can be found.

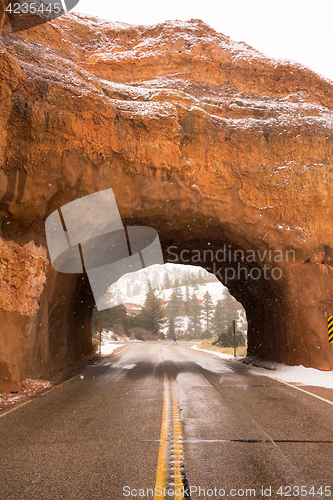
[62,345,131,383]
[0,345,132,418]
[191,345,333,406]
[261,375,333,407]
[113,345,131,355]
[0,399,33,418]
[0,387,54,418]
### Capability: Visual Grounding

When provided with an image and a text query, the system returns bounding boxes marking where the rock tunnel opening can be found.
[1,191,333,394]
[44,219,332,386]
[90,262,248,347]
[86,226,290,364]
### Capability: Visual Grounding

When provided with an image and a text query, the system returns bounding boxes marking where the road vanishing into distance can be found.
[1,342,333,500]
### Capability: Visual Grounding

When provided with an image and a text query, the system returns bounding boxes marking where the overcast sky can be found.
[71,0,333,82]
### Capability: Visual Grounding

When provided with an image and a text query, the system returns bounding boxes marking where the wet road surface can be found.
[1,342,332,500]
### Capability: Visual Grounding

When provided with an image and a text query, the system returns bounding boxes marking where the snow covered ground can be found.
[250,363,333,389]
[100,343,125,355]
[191,345,235,360]
[192,345,333,389]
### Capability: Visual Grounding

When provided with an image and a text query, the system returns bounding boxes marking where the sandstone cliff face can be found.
[1,9,333,390]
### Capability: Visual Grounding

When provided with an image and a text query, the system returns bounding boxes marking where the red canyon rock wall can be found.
[1,8,333,390]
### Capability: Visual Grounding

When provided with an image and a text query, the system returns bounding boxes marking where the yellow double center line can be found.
[154,373,171,499]
[171,375,185,498]
[154,371,185,500]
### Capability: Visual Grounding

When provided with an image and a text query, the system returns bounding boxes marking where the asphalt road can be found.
[1,342,333,500]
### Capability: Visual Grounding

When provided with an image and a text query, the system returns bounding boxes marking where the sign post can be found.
[99,319,103,355]
[232,319,236,358]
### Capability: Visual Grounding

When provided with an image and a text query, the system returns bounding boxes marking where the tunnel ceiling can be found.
[1,11,333,390]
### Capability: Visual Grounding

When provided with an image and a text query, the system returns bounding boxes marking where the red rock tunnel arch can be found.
[1,14,333,392]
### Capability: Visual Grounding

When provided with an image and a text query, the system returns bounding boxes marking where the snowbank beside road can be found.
[192,345,333,389]
[191,344,237,360]
[249,363,333,389]
[101,343,125,355]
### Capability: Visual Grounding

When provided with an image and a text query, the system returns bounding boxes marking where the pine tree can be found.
[138,282,165,336]
[222,290,239,332]
[173,278,180,289]
[235,328,245,347]
[92,304,128,334]
[150,270,160,289]
[192,279,200,291]
[212,300,224,338]
[212,293,245,347]
[163,272,172,290]
[165,285,183,338]
[187,292,202,338]
[179,274,187,286]
[214,324,245,348]
[184,282,190,316]
[214,324,234,347]
[202,290,214,336]
[198,269,205,284]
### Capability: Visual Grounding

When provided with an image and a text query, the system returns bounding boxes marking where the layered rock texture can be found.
[1,7,333,390]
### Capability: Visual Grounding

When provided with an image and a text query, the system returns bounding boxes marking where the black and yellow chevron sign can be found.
[328,317,333,343]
